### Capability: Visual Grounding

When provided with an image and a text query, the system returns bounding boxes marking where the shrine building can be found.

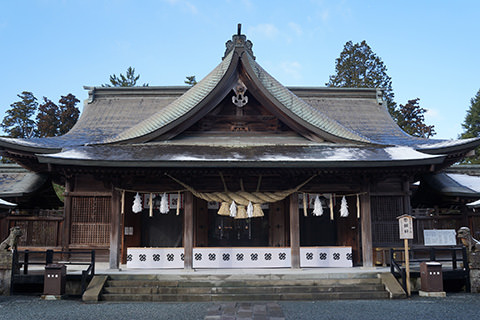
[1,27,479,270]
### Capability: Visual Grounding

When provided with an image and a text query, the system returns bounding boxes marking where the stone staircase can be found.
[84,272,404,302]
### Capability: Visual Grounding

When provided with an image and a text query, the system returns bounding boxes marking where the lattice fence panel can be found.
[371,196,403,246]
[71,196,111,245]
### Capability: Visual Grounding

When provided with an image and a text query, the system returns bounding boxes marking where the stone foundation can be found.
[0,251,12,295]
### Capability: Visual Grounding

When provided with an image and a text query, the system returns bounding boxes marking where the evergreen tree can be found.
[185,75,197,86]
[36,97,60,137]
[58,94,80,135]
[461,89,480,139]
[396,98,435,138]
[103,66,148,87]
[326,40,397,118]
[36,94,80,137]
[1,91,38,138]
[460,89,480,163]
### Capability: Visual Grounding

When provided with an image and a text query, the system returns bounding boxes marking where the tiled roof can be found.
[37,142,445,168]
[0,31,478,165]
[421,172,480,197]
[104,50,235,144]
[0,164,49,197]
[243,53,372,144]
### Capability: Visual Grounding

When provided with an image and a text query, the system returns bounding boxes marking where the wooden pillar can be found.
[289,193,300,269]
[62,179,72,251]
[184,191,194,270]
[109,188,122,269]
[360,183,373,267]
[402,178,412,215]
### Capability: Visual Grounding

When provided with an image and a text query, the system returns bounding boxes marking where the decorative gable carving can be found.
[186,84,290,133]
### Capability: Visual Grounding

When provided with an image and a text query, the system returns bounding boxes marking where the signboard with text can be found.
[398,215,414,239]
[423,229,456,246]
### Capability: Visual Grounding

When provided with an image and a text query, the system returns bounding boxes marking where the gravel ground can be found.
[1,293,479,320]
[280,293,480,320]
[0,297,209,320]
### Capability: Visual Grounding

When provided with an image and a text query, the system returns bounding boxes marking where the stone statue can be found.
[457,227,480,253]
[0,226,23,252]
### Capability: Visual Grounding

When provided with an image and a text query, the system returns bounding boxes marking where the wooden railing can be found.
[390,246,470,293]
[11,249,95,295]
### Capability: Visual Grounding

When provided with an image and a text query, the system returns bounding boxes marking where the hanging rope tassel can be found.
[176,191,181,216]
[340,196,349,217]
[330,194,334,221]
[357,194,361,219]
[132,192,142,213]
[160,192,169,214]
[230,201,237,218]
[313,195,323,216]
[149,193,154,217]
[303,193,308,217]
[121,190,125,215]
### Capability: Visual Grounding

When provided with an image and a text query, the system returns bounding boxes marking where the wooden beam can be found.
[62,179,72,251]
[109,188,121,269]
[289,193,300,269]
[360,183,373,267]
[184,191,194,270]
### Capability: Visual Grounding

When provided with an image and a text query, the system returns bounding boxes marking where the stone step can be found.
[105,272,379,281]
[105,277,382,288]
[101,290,390,302]
[103,283,385,295]
[97,273,394,302]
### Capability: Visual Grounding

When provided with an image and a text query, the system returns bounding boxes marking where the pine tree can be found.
[461,89,480,139]
[58,94,80,135]
[326,40,397,118]
[460,89,480,163]
[103,67,148,87]
[185,75,197,86]
[396,98,435,138]
[1,91,38,138]
[36,97,60,137]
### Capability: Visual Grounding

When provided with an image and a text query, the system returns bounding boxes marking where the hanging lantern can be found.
[160,193,169,214]
[230,201,237,218]
[312,195,323,216]
[132,192,142,213]
[340,196,349,217]
[247,201,254,218]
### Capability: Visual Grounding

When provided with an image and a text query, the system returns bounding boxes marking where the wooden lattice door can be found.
[70,196,111,247]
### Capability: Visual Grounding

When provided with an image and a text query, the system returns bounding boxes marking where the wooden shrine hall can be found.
[1,26,479,270]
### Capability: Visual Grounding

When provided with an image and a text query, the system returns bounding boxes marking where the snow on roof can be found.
[446,173,480,193]
[0,198,17,207]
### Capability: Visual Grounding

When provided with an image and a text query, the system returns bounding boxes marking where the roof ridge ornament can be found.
[223,23,255,60]
[232,79,248,108]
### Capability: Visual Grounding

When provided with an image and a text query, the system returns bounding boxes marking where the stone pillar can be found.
[469,252,480,293]
[0,251,12,295]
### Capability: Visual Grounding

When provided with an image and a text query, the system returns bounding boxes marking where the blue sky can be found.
[1,0,479,139]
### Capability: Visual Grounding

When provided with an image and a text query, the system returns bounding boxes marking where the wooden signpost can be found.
[397,214,414,296]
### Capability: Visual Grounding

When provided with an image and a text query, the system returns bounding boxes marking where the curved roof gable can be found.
[240,53,371,144]
[103,30,373,145]
[104,50,237,144]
